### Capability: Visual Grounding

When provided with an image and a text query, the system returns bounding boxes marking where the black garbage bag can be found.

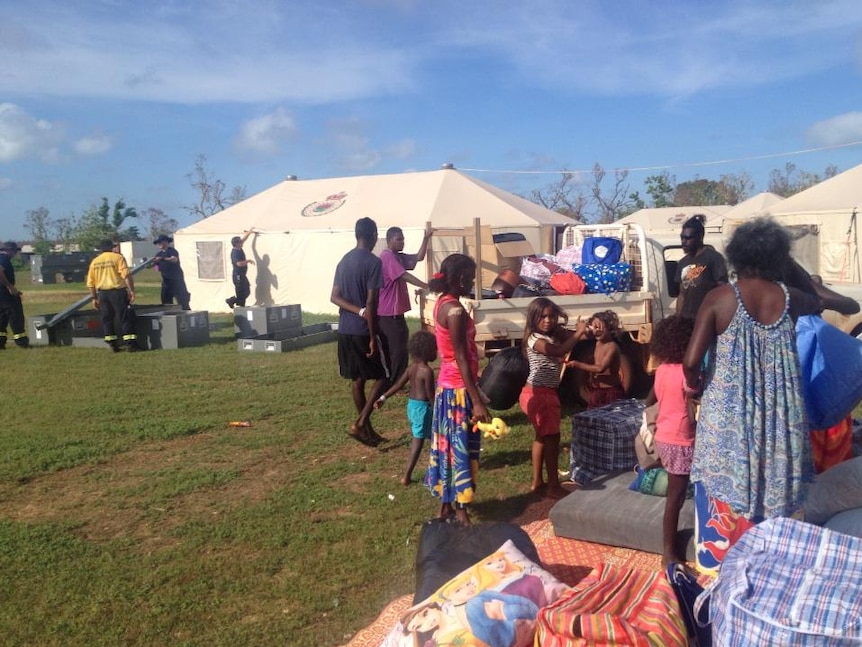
[479,345,529,410]
[413,519,540,603]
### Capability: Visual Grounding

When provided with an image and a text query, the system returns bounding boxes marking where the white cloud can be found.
[0,177,13,190]
[0,103,64,163]
[233,108,297,156]
[807,112,862,147]
[433,0,862,97]
[326,118,418,171]
[1,1,861,104]
[384,139,418,160]
[75,134,113,156]
[0,3,416,104]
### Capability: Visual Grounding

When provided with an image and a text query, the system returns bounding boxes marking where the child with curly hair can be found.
[644,314,696,567]
[376,330,438,486]
[566,310,624,408]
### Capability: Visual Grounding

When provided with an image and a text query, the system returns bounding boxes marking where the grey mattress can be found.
[549,470,696,562]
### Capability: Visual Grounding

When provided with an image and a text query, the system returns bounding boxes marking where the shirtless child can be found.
[375,331,437,485]
[567,310,624,408]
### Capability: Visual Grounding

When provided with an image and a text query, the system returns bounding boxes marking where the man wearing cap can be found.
[86,239,139,352]
[0,241,29,349]
[152,234,190,310]
[226,229,255,309]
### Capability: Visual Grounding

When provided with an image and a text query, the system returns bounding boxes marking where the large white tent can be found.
[764,163,862,284]
[720,191,785,221]
[617,205,732,245]
[619,193,786,249]
[175,168,574,315]
[717,192,785,245]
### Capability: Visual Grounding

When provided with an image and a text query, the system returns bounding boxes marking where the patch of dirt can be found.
[0,432,294,551]
[334,471,371,493]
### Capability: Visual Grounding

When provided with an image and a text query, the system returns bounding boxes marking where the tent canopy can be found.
[617,205,731,243]
[720,192,784,220]
[767,165,862,216]
[180,168,570,235]
[175,168,575,315]
[764,163,862,283]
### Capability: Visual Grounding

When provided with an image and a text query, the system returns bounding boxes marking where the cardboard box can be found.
[464,226,534,289]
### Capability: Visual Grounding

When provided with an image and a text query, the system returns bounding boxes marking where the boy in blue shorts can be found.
[375,331,437,485]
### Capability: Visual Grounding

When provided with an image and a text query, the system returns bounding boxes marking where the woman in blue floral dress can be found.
[683,217,815,573]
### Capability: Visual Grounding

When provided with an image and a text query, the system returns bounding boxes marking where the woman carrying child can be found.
[519,298,588,499]
[566,310,624,408]
[375,330,438,486]
[424,254,490,526]
[644,314,696,567]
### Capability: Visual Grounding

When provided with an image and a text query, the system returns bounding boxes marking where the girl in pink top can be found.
[644,314,696,567]
[424,254,490,526]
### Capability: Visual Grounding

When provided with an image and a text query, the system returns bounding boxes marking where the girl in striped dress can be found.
[519,298,589,499]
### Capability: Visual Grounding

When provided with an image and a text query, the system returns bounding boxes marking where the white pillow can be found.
[380,539,568,647]
[805,457,862,526]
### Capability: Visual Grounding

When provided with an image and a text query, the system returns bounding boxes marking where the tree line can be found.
[22,155,246,255]
[529,161,839,224]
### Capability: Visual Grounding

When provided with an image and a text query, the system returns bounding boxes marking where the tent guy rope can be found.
[459,139,862,176]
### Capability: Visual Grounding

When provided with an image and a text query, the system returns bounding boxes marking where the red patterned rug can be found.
[341,516,666,647]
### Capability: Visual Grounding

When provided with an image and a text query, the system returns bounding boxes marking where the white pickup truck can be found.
[418,220,862,402]
[419,222,677,357]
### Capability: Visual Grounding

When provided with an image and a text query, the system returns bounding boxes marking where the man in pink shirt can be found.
[378,226,433,384]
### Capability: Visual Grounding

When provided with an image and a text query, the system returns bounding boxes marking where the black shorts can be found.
[337,333,389,380]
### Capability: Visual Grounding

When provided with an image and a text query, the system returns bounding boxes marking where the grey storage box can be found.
[234,305,301,338]
[30,305,178,347]
[570,398,643,485]
[136,310,210,350]
[549,470,696,561]
[236,323,336,353]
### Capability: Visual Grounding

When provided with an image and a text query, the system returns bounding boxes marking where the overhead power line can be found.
[459,140,862,176]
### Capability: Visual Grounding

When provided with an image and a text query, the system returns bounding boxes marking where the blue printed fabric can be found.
[690,282,814,521]
[573,263,633,295]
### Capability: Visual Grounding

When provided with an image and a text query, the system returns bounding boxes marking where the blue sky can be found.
[2,0,862,240]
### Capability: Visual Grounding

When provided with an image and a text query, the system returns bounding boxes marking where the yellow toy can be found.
[474,417,510,439]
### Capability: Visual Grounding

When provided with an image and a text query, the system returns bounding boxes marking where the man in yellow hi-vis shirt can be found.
[86,239,139,352]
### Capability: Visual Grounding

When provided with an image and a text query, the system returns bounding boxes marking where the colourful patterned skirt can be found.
[693,482,804,576]
[424,386,480,506]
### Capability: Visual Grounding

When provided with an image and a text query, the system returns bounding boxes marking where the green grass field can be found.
[1,270,549,646]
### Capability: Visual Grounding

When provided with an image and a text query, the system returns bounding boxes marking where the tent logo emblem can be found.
[301,191,348,217]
